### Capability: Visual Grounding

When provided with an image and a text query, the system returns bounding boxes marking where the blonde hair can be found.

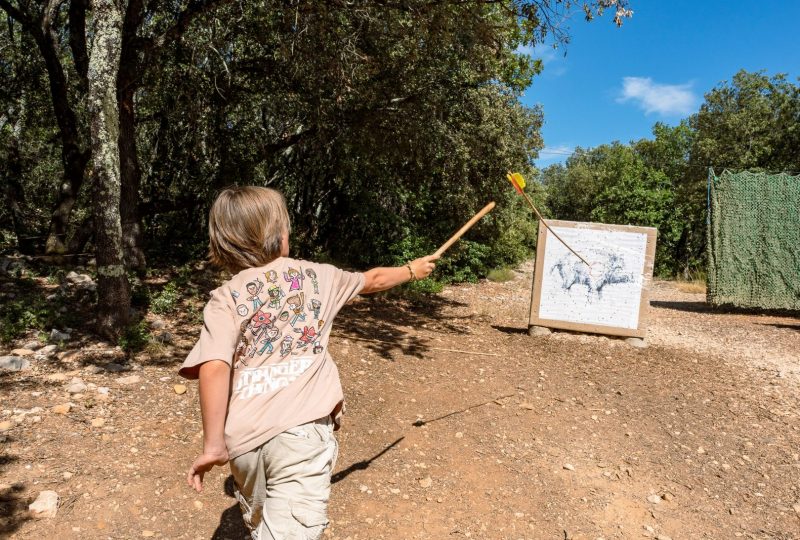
[208,186,291,273]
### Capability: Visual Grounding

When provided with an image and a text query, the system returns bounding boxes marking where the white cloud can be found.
[617,77,697,116]
[539,145,574,158]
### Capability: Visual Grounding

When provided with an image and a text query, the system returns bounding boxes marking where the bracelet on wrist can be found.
[406,263,417,282]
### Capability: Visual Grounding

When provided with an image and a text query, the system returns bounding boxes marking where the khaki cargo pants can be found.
[230,417,338,540]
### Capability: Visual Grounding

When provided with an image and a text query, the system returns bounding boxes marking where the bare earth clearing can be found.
[2,262,799,540]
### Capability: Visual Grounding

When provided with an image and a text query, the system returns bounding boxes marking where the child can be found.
[180,186,438,540]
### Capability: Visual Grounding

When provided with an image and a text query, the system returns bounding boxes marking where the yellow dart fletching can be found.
[506,172,526,194]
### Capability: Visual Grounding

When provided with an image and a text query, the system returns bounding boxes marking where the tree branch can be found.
[140,0,233,63]
[0,0,31,26]
[68,0,89,88]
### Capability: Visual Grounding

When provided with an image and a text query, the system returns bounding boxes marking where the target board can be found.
[529,220,657,338]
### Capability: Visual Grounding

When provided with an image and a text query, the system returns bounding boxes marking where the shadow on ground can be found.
[210,476,248,540]
[651,300,800,318]
[0,442,29,536]
[336,294,468,361]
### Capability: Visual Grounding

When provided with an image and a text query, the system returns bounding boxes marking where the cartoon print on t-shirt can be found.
[231,290,240,302]
[236,304,249,317]
[286,292,306,325]
[246,279,264,310]
[294,326,317,349]
[279,335,293,358]
[284,267,304,291]
[279,310,289,322]
[317,319,325,330]
[248,311,276,357]
[308,299,321,319]
[267,284,285,310]
[313,341,323,354]
[305,268,319,294]
[257,326,281,355]
[265,270,278,284]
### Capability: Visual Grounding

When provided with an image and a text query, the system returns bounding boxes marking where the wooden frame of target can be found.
[529,220,657,338]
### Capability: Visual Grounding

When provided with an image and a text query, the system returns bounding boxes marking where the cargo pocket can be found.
[289,500,328,540]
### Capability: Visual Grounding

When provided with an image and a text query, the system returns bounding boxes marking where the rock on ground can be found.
[0,356,30,371]
[29,491,59,518]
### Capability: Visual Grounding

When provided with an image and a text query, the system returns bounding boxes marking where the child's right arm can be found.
[186,359,231,492]
[360,255,439,294]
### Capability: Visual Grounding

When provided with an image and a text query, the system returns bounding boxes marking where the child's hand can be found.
[187,447,229,493]
[410,254,440,280]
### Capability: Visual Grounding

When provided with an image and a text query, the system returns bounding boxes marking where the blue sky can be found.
[521,0,800,168]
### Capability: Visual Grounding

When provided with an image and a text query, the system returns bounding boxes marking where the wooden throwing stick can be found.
[434,201,496,257]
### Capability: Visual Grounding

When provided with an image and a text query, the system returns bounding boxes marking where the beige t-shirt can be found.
[179,258,364,459]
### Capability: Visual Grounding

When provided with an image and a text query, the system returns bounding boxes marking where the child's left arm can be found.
[187,359,231,492]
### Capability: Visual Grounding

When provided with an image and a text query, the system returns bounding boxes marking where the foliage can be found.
[0,293,67,343]
[119,319,151,353]
[487,267,516,282]
[150,281,181,315]
[541,71,800,277]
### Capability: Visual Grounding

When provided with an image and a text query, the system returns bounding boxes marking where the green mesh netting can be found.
[707,169,800,310]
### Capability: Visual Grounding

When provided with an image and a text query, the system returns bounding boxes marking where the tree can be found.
[87,0,130,338]
[1,0,633,341]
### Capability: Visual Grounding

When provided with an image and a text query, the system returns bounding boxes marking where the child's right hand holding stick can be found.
[361,254,439,294]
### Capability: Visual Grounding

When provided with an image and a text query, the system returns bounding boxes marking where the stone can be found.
[563,464,575,471]
[49,329,71,343]
[52,404,72,415]
[11,348,35,356]
[83,365,103,374]
[105,363,127,373]
[97,387,110,395]
[150,319,166,331]
[0,356,29,371]
[793,502,800,517]
[36,345,58,358]
[625,337,647,348]
[646,494,662,504]
[519,402,535,410]
[142,531,155,537]
[173,384,187,395]
[91,418,105,428]
[63,472,73,480]
[193,500,203,510]
[656,536,672,540]
[0,420,13,431]
[58,350,81,363]
[418,476,432,488]
[117,375,141,385]
[29,490,59,518]
[47,373,68,382]
[155,331,175,345]
[66,378,87,394]
[527,325,552,336]
[22,340,43,351]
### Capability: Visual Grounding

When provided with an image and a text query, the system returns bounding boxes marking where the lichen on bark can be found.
[87,0,130,340]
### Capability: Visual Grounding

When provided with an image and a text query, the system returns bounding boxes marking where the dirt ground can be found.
[2,262,799,540]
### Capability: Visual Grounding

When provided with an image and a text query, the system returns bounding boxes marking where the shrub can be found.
[487,267,515,282]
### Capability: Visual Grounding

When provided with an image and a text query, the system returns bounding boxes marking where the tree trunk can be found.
[118,85,146,271]
[117,0,147,271]
[25,5,91,255]
[88,0,130,340]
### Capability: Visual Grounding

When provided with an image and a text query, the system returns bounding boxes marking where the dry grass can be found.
[676,280,706,294]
